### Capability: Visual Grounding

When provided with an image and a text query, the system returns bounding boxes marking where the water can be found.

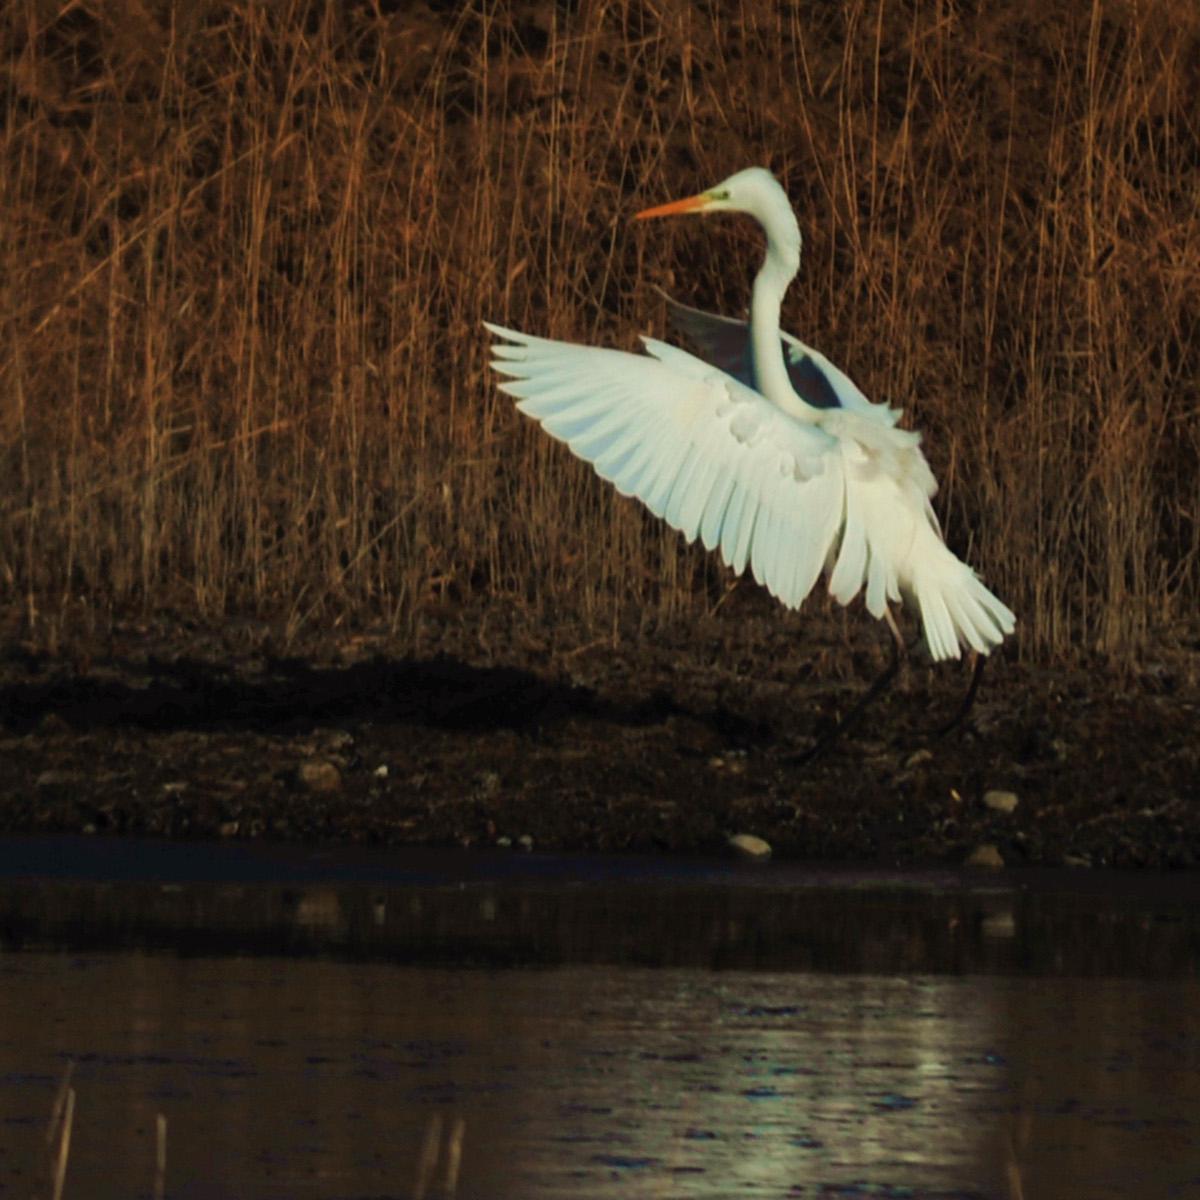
[1,838,1199,1199]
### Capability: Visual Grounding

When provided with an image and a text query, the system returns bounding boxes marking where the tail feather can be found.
[913,547,1015,661]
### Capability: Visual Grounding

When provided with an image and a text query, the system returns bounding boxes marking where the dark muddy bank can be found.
[1,610,1196,869]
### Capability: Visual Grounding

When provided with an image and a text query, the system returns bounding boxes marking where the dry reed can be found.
[1,0,1197,662]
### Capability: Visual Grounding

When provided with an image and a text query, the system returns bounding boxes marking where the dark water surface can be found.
[1,837,1199,1198]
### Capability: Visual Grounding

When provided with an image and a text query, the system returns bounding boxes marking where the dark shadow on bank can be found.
[0,653,770,745]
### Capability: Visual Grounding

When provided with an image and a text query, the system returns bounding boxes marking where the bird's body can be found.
[486,168,1014,661]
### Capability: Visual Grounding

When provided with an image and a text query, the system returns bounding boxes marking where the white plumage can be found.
[485,167,1014,661]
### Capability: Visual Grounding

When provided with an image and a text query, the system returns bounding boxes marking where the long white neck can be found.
[750,230,804,414]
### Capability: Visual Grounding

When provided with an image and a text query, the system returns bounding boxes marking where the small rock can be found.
[983,789,1019,814]
[496,835,513,848]
[1062,854,1091,868]
[904,749,934,770]
[728,833,772,861]
[373,764,389,779]
[517,834,534,852]
[296,759,342,793]
[162,781,188,795]
[965,844,1004,869]
[219,820,240,838]
[476,770,501,797]
[708,754,747,775]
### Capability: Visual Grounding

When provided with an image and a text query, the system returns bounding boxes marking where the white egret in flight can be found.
[485,167,1014,676]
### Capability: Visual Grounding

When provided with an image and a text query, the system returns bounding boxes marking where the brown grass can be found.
[1,0,1197,662]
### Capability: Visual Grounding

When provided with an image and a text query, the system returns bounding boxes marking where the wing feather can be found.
[597,415,673,497]
[828,504,867,605]
[642,438,694,520]
[787,466,842,607]
[486,322,844,614]
[670,444,721,542]
[698,463,737,552]
[943,590,988,655]
[720,475,755,573]
[663,443,707,532]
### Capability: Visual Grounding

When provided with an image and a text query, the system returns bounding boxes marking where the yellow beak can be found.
[634,192,713,221]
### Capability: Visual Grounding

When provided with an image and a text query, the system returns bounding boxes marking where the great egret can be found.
[485,167,1014,669]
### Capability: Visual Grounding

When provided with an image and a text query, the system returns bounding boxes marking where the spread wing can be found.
[485,322,847,612]
[485,321,1014,660]
[658,289,902,425]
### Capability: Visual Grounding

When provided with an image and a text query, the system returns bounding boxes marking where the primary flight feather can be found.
[485,167,1014,661]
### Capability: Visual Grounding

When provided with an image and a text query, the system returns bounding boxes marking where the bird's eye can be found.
[711,189,730,201]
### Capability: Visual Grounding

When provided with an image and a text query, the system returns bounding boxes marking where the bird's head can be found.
[635,167,801,262]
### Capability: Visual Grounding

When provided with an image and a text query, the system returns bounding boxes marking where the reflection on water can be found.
[0,842,1198,1198]
[2,837,1199,977]
[4,959,1200,1197]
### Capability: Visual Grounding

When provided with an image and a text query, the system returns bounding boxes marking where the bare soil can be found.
[1,604,1196,870]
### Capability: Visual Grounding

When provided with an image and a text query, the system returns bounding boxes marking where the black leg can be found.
[792,610,906,764]
[932,651,986,737]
